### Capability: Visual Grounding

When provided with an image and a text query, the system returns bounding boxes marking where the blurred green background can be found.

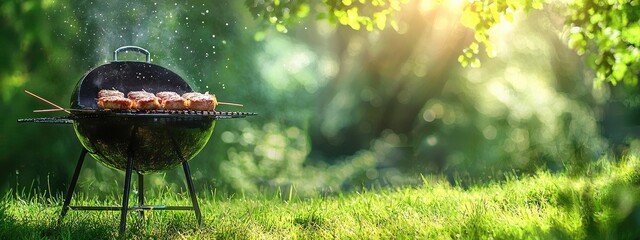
[0,0,637,197]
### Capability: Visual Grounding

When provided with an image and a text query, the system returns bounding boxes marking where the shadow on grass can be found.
[0,204,115,239]
[0,205,214,239]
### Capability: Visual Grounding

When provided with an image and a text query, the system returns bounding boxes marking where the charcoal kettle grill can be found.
[18,46,256,235]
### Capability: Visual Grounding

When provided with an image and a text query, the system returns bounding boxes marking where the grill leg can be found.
[182,161,202,226]
[60,148,88,221]
[137,172,144,220]
[119,153,134,236]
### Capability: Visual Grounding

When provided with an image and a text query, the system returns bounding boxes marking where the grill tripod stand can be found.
[59,146,203,236]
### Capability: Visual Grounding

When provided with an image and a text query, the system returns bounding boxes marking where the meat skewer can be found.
[94,90,244,111]
[33,109,96,113]
[182,91,243,110]
[218,102,243,107]
[24,90,71,114]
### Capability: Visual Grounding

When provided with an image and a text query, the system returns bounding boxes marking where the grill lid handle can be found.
[114,46,151,63]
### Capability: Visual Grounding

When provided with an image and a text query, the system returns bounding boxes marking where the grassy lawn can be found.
[1,156,639,239]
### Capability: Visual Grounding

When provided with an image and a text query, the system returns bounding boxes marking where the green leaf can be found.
[474,32,487,42]
[505,11,514,22]
[254,31,266,41]
[316,12,327,20]
[461,11,480,28]
[469,42,479,54]
[375,13,386,30]
[366,22,374,31]
[465,51,472,58]
[346,7,360,30]
[297,4,310,18]
[532,1,543,10]
[347,7,359,22]
[336,10,349,25]
[589,13,603,24]
[275,23,288,33]
[470,58,481,68]
[568,32,586,54]
[458,55,469,67]
[390,19,399,31]
[612,62,628,81]
[621,23,640,45]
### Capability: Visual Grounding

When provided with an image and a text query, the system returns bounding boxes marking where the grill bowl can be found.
[73,116,215,173]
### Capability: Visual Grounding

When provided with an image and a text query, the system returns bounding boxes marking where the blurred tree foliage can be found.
[566,0,640,86]
[246,0,406,34]
[456,0,545,67]
[250,0,640,86]
[0,0,88,191]
[450,0,639,86]
[243,0,628,185]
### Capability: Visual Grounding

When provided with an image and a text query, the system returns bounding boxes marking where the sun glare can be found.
[419,0,465,12]
[443,0,465,8]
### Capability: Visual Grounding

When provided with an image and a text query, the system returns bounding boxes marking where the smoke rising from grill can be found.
[73,0,234,92]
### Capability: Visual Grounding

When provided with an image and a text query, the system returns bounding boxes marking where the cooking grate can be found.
[18,110,257,124]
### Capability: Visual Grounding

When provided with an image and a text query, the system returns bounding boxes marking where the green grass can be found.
[1,156,640,239]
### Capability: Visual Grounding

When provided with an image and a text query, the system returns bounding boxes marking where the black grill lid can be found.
[71,46,192,109]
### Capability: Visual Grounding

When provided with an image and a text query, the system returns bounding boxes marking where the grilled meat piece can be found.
[161,96,188,110]
[182,92,217,111]
[155,91,180,99]
[97,96,133,110]
[128,90,160,109]
[156,91,187,110]
[205,92,218,111]
[134,97,161,110]
[98,89,125,98]
[181,92,202,100]
[186,96,213,111]
[127,90,155,100]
